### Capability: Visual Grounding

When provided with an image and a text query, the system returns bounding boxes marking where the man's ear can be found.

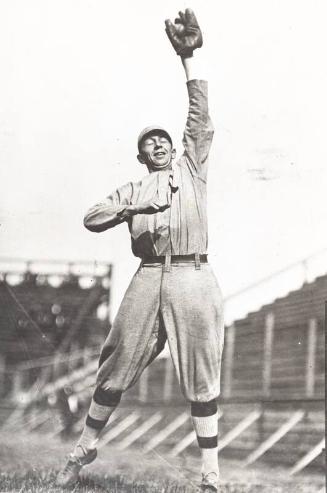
[137,153,146,164]
[171,148,176,160]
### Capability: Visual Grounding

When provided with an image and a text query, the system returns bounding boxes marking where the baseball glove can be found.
[165,8,203,58]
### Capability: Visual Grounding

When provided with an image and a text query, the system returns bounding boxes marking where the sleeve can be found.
[83,182,134,233]
[182,79,214,180]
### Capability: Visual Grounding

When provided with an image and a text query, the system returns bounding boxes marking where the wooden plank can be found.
[242,410,305,466]
[0,354,5,396]
[27,412,52,431]
[262,312,274,396]
[169,430,196,457]
[270,375,307,384]
[118,412,163,450]
[138,368,149,403]
[222,324,235,398]
[163,358,174,402]
[271,348,306,360]
[13,409,51,432]
[272,340,307,352]
[232,367,263,379]
[233,359,263,369]
[97,412,140,448]
[259,440,324,456]
[46,423,66,438]
[217,410,262,452]
[1,405,28,432]
[230,341,263,352]
[40,360,98,398]
[289,438,325,475]
[144,412,189,452]
[263,420,325,434]
[271,364,309,376]
[306,318,317,397]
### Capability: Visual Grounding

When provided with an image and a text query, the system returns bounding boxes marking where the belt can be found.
[142,254,208,264]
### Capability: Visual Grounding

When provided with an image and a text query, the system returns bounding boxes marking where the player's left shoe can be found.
[56,445,97,487]
[201,471,219,492]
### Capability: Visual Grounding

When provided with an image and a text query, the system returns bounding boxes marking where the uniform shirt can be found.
[84,79,214,258]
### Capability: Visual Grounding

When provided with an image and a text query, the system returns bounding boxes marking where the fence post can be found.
[223,324,235,398]
[0,355,5,397]
[263,312,274,396]
[163,357,174,402]
[306,318,317,397]
[139,368,149,403]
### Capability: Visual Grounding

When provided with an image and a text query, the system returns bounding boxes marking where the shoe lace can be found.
[202,471,219,483]
[61,454,83,473]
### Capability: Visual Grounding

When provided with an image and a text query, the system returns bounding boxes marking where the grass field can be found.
[0,433,325,493]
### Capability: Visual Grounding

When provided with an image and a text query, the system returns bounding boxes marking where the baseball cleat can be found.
[201,471,219,492]
[56,446,97,487]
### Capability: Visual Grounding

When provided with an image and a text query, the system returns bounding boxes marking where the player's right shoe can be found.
[56,445,97,487]
[201,471,219,492]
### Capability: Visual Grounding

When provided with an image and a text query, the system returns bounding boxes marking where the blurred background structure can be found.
[0,254,324,478]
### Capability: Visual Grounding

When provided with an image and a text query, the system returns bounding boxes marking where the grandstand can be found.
[0,259,112,402]
[0,256,325,478]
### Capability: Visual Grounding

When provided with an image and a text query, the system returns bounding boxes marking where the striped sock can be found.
[191,400,219,476]
[74,387,121,456]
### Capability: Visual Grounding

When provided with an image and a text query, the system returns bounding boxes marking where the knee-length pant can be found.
[96,261,224,402]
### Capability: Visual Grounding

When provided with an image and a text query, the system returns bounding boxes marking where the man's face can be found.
[138,132,176,171]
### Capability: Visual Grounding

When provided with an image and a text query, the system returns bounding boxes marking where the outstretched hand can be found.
[165,8,203,58]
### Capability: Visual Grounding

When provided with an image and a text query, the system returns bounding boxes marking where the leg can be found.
[96,264,164,392]
[57,265,166,486]
[191,399,219,491]
[160,263,224,489]
[74,309,167,455]
[73,386,122,455]
[79,264,166,441]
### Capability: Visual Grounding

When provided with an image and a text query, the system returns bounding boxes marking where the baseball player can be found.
[56,8,224,492]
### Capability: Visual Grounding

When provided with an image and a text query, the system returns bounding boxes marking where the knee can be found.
[190,398,217,417]
[93,386,122,407]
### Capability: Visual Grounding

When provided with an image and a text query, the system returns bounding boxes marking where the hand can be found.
[131,201,170,215]
[165,8,203,58]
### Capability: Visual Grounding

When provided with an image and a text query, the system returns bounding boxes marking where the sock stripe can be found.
[197,435,218,449]
[85,415,107,430]
[93,386,122,407]
[89,400,114,421]
[191,399,217,417]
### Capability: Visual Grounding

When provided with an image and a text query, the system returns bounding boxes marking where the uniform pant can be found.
[96,260,224,402]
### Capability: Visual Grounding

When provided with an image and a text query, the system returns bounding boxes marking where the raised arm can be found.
[165,9,214,179]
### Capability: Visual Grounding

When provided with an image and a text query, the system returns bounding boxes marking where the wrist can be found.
[126,205,138,216]
[179,50,194,59]
[117,205,138,219]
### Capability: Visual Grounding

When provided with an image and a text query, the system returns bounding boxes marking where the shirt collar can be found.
[169,163,179,192]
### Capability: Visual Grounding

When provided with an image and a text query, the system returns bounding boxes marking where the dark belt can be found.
[142,254,208,264]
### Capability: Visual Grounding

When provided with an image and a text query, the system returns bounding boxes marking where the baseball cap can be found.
[137,125,172,152]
